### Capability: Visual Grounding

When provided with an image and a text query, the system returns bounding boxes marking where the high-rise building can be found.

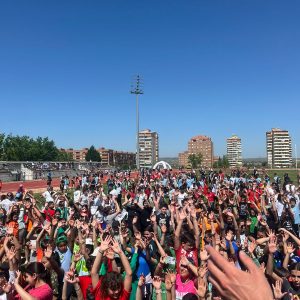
[139,129,159,168]
[266,128,292,168]
[178,151,189,167]
[179,135,214,168]
[227,135,242,167]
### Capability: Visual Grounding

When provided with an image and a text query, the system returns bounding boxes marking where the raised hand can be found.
[165,269,176,285]
[196,277,207,298]
[65,270,79,284]
[152,276,162,290]
[2,283,12,293]
[6,248,16,261]
[206,245,273,300]
[14,270,22,285]
[138,275,145,287]
[180,255,190,267]
[286,242,295,254]
[6,227,14,236]
[132,216,138,224]
[73,252,83,263]
[268,236,277,254]
[110,238,122,254]
[178,209,187,221]
[44,246,53,259]
[32,220,39,228]
[272,280,287,300]
[200,249,210,262]
[99,235,111,252]
[248,241,257,254]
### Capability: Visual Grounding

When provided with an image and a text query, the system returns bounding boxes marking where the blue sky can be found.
[0,1,299,158]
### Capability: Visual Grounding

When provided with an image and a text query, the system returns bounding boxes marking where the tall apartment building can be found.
[179,135,214,168]
[227,135,242,167]
[266,128,292,168]
[178,151,189,167]
[138,129,159,168]
[61,148,88,161]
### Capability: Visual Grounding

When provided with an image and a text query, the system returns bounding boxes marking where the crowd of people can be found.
[0,168,299,299]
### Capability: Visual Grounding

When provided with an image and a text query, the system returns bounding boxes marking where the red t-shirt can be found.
[175,245,198,273]
[92,278,130,300]
[43,208,55,222]
[79,276,92,300]
[15,283,53,300]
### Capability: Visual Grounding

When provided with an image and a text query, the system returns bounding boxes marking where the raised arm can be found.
[90,235,111,288]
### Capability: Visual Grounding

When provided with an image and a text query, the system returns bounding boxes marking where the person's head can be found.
[289,263,300,290]
[249,209,256,217]
[24,198,32,209]
[24,262,50,287]
[10,211,18,222]
[56,235,68,253]
[179,257,194,280]
[143,226,153,240]
[160,204,168,214]
[100,272,123,299]
[48,201,54,209]
[55,209,61,219]
[182,293,199,300]
[290,198,297,208]
[181,233,195,251]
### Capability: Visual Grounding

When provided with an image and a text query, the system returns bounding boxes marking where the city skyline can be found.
[0,1,299,158]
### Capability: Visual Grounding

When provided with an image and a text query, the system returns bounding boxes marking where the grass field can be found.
[265,169,299,185]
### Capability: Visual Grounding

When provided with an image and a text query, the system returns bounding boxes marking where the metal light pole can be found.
[296,144,298,169]
[130,75,143,170]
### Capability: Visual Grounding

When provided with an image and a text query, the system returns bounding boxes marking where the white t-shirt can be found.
[74,190,81,203]
[42,191,54,203]
[177,192,187,206]
[0,198,13,212]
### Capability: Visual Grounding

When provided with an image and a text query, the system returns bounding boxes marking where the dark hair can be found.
[289,262,300,272]
[181,232,195,245]
[25,262,51,287]
[182,293,199,300]
[99,272,123,298]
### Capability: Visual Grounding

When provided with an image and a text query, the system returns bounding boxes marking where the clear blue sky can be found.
[0,0,299,158]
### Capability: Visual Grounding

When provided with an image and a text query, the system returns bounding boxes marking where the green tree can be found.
[222,155,230,168]
[85,146,101,162]
[0,133,66,161]
[57,151,73,161]
[188,153,203,169]
[0,133,5,160]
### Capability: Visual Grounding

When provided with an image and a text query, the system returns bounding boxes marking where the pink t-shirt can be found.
[175,274,196,300]
[28,284,53,300]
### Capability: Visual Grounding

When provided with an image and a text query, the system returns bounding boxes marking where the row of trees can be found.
[186,153,230,169]
[0,133,72,161]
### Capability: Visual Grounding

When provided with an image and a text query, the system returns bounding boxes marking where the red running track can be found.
[1,179,61,193]
[0,172,140,194]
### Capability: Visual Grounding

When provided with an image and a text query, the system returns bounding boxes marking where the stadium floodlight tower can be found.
[130,75,143,170]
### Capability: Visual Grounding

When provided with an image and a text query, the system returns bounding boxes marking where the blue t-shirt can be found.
[131,248,150,277]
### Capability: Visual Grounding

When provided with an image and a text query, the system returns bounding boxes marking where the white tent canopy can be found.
[153,161,172,170]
